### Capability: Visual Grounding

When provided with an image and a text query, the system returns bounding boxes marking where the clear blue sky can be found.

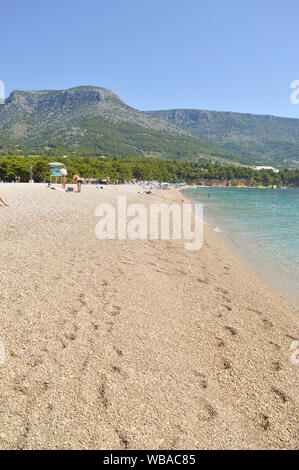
[1,0,299,117]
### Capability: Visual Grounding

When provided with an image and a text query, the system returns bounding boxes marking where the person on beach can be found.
[60,165,67,189]
[73,175,83,192]
[208,193,211,199]
[0,196,9,207]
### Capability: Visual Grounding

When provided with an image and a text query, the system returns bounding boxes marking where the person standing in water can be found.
[60,165,68,189]
[0,196,9,207]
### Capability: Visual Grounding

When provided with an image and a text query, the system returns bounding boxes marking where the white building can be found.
[255,166,279,173]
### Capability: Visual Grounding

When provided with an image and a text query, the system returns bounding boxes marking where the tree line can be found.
[0,155,298,187]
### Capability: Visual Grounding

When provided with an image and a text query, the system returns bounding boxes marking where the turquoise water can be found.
[185,187,299,307]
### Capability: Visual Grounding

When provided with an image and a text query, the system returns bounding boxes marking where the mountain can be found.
[147,109,299,167]
[0,86,241,162]
[0,134,17,148]
[2,86,298,167]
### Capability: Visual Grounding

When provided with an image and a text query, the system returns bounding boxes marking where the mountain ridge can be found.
[147,108,299,167]
[0,86,247,162]
[1,86,298,167]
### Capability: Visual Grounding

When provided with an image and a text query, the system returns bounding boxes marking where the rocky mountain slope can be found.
[0,87,239,161]
[147,109,299,167]
[2,86,298,166]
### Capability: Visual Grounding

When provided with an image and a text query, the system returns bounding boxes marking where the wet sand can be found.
[0,183,298,449]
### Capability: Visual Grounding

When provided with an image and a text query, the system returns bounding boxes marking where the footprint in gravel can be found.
[112,305,121,316]
[216,337,225,347]
[27,356,43,368]
[197,400,217,421]
[111,364,127,378]
[222,304,233,311]
[113,346,123,357]
[80,356,90,373]
[215,287,229,295]
[106,321,114,334]
[64,332,76,341]
[79,293,87,305]
[256,414,270,431]
[115,429,129,450]
[197,278,209,284]
[269,341,280,350]
[222,359,232,370]
[262,318,273,329]
[224,326,237,336]
[286,334,297,340]
[271,387,288,403]
[98,374,109,408]
[194,371,208,389]
[272,361,282,371]
[247,307,264,316]
[155,268,166,274]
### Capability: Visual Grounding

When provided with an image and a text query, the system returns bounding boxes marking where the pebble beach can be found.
[0,183,298,449]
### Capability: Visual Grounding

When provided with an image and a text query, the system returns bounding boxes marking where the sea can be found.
[184,187,299,308]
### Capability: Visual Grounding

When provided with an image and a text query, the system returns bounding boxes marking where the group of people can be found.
[0,165,83,205]
[60,165,83,192]
[197,190,211,199]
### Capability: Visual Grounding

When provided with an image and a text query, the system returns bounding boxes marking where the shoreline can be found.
[180,187,299,309]
[203,215,299,309]
[0,183,298,449]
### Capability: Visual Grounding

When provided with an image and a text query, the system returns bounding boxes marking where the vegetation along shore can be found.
[0,156,298,187]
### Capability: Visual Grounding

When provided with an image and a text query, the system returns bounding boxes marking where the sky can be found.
[1,0,299,117]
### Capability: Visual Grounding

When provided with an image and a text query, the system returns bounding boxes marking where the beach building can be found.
[255,166,279,173]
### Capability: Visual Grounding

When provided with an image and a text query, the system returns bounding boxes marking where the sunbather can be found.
[0,196,9,207]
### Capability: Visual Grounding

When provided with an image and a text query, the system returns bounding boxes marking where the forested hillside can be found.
[147,109,299,168]
[0,87,242,162]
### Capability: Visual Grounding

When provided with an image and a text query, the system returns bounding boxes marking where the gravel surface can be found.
[0,183,298,449]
